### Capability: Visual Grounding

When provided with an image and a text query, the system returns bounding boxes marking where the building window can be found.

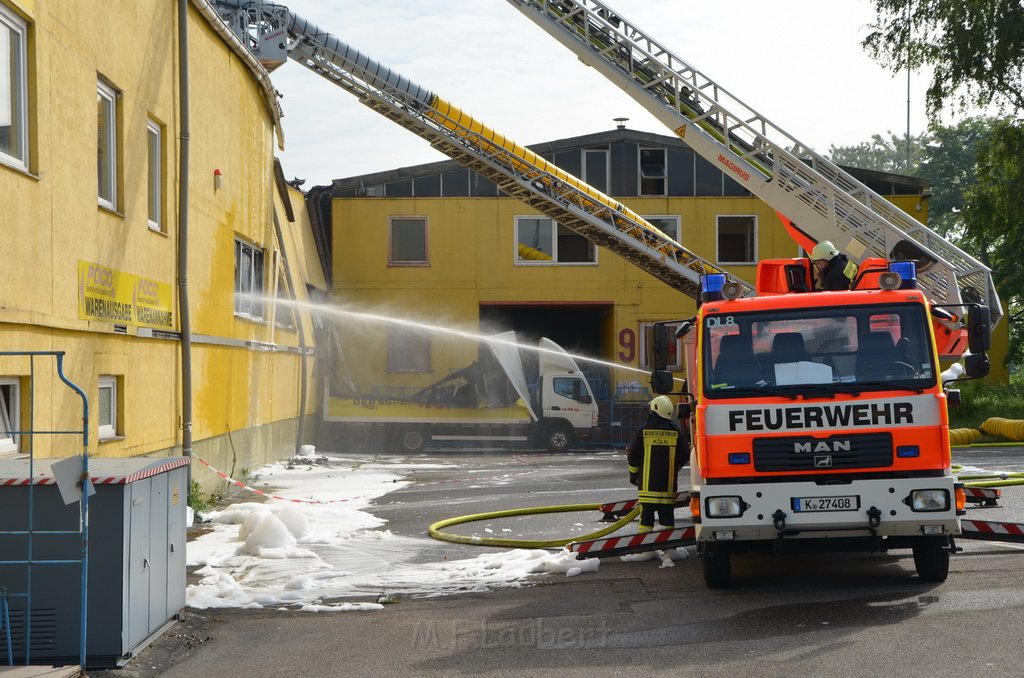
[515,217,596,264]
[147,119,164,232]
[583,148,609,193]
[717,215,756,264]
[0,5,27,169]
[97,79,119,210]
[387,330,430,373]
[235,237,265,319]
[639,322,682,371]
[389,217,428,265]
[0,378,20,453]
[98,375,118,440]
[639,147,666,196]
[644,216,680,243]
[274,267,295,329]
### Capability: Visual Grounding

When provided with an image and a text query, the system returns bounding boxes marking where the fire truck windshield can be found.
[703,302,937,398]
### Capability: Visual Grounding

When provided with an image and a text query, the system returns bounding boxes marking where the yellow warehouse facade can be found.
[0,0,324,489]
[310,127,1008,449]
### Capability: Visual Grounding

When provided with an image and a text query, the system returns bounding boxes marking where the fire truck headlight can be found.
[908,489,950,512]
[705,496,743,517]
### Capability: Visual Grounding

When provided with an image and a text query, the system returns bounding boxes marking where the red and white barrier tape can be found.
[192,456,366,505]
[961,519,1024,538]
[570,525,696,555]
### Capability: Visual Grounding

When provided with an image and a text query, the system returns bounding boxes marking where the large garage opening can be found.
[479,303,612,396]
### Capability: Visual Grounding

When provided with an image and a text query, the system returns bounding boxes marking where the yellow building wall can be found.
[0,1,322,464]
[330,194,795,393]
[330,187,1007,394]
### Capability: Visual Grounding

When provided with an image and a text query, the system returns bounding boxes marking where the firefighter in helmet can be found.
[810,240,858,291]
[627,395,686,532]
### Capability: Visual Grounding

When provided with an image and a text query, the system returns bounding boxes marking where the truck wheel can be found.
[912,536,949,582]
[701,541,732,588]
[396,428,426,453]
[544,423,573,452]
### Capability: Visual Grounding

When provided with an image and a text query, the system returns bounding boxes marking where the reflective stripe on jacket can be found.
[627,417,682,504]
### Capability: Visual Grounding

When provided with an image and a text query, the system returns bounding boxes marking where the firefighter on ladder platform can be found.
[627,395,686,533]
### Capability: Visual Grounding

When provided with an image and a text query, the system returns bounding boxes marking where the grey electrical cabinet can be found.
[0,456,190,667]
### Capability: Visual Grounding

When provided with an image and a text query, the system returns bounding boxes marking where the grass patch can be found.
[948,381,1024,429]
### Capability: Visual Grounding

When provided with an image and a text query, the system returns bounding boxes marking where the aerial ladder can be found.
[505,0,1003,328]
[213,0,751,301]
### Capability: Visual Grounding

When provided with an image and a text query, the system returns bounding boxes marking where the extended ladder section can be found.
[506,0,1002,326]
[214,0,750,301]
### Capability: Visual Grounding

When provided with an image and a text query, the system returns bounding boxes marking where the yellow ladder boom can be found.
[214,0,751,301]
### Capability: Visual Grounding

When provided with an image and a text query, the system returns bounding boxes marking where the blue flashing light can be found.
[889,261,917,289]
[896,445,920,458]
[701,273,726,302]
[728,452,751,465]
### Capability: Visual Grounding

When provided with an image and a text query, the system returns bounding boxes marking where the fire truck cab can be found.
[654,259,992,588]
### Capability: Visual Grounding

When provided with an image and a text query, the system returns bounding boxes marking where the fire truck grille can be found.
[753,432,894,472]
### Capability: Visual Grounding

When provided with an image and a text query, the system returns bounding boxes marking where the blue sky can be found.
[267,0,937,187]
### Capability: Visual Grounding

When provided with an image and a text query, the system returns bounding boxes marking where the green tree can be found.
[964,120,1024,362]
[864,0,1024,369]
[863,0,1024,115]
[827,131,928,174]
[920,117,1000,237]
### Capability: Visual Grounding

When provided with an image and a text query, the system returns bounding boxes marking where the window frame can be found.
[386,330,431,373]
[643,215,681,243]
[639,147,667,196]
[147,118,164,232]
[582,148,610,193]
[388,216,429,266]
[98,375,117,440]
[0,4,28,171]
[514,216,597,266]
[716,214,757,265]
[97,78,119,210]
[0,377,20,453]
[234,237,266,320]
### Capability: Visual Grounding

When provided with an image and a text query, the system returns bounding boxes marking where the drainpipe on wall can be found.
[177,0,194,480]
[272,211,308,457]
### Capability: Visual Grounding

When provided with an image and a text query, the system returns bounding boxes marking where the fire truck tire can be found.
[544,423,574,452]
[701,541,732,588]
[912,536,949,582]
[396,428,427,453]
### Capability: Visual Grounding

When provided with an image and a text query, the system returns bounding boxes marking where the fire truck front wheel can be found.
[701,541,732,588]
[912,536,950,582]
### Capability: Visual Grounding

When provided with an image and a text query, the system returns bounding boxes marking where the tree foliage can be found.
[827,131,928,174]
[863,0,1024,115]
[863,0,1024,370]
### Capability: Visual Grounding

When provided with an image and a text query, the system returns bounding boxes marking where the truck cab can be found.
[656,260,991,588]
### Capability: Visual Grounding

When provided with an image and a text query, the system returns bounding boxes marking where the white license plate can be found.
[791,495,860,512]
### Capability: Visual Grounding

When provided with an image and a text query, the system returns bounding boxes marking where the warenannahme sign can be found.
[77,261,174,329]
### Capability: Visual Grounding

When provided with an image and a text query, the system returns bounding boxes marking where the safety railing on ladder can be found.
[0,352,89,668]
[505,0,1002,326]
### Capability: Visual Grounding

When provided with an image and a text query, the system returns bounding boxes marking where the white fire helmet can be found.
[650,395,674,419]
[811,241,839,261]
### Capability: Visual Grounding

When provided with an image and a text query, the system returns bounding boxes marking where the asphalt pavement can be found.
[90,445,1024,677]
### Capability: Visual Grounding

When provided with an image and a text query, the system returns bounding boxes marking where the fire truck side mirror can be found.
[650,370,673,394]
[652,324,671,371]
[967,306,991,354]
[964,352,990,379]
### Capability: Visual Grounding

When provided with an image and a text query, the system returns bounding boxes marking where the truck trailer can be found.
[322,334,599,453]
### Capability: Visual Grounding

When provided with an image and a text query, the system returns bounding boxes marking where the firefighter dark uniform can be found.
[627,396,685,533]
[811,240,857,291]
